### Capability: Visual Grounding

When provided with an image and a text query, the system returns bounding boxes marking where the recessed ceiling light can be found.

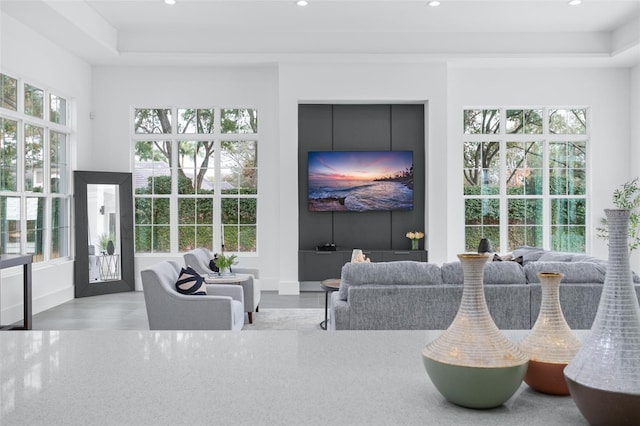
[568,0,582,5]
[296,0,308,6]
[428,1,441,6]
[165,0,176,5]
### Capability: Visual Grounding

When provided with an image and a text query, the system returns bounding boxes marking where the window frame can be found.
[462,106,589,253]
[132,106,259,255]
[0,72,72,263]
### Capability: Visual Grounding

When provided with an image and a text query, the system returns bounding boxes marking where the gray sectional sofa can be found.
[329,247,640,331]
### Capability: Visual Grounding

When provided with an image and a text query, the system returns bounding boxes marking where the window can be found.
[463,107,588,253]
[133,107,258,254]
[0,73,71,261]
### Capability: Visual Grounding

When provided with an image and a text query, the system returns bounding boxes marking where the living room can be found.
[1,1,639,423]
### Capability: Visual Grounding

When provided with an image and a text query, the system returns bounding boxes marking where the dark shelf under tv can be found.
[298,249,428,281]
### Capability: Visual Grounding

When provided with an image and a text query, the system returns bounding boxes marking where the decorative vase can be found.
[411,239,419,251]
[477,237,493,254]
[106,240,115,255]
[422,253,529,409]
[519,272,581,395]
[564,209,640,425]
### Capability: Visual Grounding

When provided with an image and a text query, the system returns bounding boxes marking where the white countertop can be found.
[0,330,588,425]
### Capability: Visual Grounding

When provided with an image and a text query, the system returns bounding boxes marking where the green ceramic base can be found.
[423,356,528,409]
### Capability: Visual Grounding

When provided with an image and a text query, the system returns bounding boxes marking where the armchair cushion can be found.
[176,266,207,295]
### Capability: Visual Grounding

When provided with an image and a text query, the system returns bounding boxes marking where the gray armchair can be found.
[141,260,245,330]
[183,247,261,323]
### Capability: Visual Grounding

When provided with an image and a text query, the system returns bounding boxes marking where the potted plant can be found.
[596,177,640,252]
[214,253,238,276]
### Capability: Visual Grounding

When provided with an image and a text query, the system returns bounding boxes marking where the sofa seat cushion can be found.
[338,261,442,301]
[524,261,607,283]
[441,260,526,285]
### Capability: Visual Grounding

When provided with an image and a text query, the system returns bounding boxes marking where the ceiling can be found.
[2,0,639,67]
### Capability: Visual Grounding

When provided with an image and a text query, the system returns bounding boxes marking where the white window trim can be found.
[0,73,72,263]
[131,106,259,255]
[463,106,590,253]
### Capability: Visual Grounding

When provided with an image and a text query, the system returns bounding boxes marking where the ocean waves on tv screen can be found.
[308,180,413,212]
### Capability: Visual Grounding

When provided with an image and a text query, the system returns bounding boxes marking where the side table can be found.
[0,254,33,330]
[320,278,341,330]
[99,254,121,281]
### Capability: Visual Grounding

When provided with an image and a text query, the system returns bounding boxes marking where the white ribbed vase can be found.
[519,272,581,395]
[564,209,640,425]
[422,253,529,409]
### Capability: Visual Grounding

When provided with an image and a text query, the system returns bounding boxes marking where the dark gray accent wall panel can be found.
[334,212,390,250]
[332,105,391,150]
[391,104,425,251]
[298,103,425,260]
[298,105,334,248]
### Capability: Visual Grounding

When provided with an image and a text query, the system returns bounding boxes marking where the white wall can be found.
[277,62,449,293]
[3,6,638,311]
[630,65,640,268]
[1,12,92,323]
[90,66,280,291]
[631,65,640,180]
[448,67,633,264]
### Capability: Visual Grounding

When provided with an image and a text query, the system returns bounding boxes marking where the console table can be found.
[299,249,428,281]
[0,254,33,330]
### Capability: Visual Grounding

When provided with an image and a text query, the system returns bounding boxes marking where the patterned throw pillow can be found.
[175,266,207,295]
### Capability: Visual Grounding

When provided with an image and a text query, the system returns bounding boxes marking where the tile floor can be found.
[29,290,327,330]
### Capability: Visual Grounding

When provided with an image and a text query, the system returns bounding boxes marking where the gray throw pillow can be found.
[512,245,547,264]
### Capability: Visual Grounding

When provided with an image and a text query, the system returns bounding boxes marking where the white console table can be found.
[0,330,588,425]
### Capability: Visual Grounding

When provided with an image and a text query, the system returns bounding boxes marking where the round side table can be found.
[320,278,341,330]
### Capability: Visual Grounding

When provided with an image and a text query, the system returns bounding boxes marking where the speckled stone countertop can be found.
[0,330,588,425]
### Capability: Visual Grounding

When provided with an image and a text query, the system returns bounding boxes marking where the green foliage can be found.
[214,253,238,271]
[98,232,116,252]
[133,108,258,253]
[596,177,640,252]
[1,73,18,111]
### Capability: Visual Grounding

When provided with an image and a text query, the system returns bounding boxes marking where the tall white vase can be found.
[564,209,640,425]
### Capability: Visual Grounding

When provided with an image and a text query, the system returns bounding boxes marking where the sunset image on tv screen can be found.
[308,151,414,212]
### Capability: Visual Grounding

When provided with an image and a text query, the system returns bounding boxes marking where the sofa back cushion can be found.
[338,261,442,301]
[524,261,606,283]
[512,245,547,264]
[441,261,526,285]
[537,251,575,262]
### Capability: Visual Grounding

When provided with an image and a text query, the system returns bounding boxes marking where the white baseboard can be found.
[278,280,300,295]
[1,285,73,325]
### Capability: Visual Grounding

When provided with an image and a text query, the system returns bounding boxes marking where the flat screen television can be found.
[308,150,414,212]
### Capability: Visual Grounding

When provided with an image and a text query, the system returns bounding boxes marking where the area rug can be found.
[243,308,324,331]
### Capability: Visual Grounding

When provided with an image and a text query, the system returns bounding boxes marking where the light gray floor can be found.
[30,290,326,330]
